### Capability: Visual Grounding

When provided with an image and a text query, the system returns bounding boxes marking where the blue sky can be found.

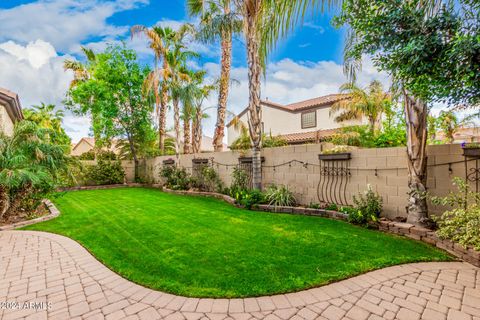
[0,0,382,141]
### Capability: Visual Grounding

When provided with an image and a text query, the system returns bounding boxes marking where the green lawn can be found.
[22,187,451,298]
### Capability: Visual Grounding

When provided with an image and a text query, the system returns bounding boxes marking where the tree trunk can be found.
[213,7,232,152]
[245,6,263,190]
[159,59,169,154]
[173,97,181,158]
[404,90,429,226]
[183,118,191,154]
[192,107,203,154]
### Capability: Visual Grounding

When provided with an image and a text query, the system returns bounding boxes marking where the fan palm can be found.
[330,80,391,132]
[188,0,243,152]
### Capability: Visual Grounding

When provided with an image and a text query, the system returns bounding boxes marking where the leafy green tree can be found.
[0,121,72,221]
[188,0,243,151]
[335,0,479,225]
[23,103,71,152]
[330,80,392,133]
[65,43,154,181]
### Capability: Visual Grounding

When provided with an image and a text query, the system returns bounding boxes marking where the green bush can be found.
[227,167,250,198]
[349,185,383,226]
[84,160,125,185]
[191,166,223,192]
[308,202,321,209]
[232,189,265,209]
[265,184,296,207]
[325,203,339,211]
[159,166,191,190]
[78,150,95,160]
[96,150,117,160]
[431,178,480,250]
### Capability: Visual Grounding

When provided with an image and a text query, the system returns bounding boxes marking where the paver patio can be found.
[0,231,479,320]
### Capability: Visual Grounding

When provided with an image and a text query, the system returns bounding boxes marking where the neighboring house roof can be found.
[278,129,338,144]
[227,93,350,127]
[436,127,480,142]
[71,137,120,154]
[0,87,23,121]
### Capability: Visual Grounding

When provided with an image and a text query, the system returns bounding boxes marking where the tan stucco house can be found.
[227,93,364,146]
[71,137,120,157]
[0,88,23,136]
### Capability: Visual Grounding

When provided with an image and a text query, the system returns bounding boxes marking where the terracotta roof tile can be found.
[278,129,337,144]
[284,94,350,111]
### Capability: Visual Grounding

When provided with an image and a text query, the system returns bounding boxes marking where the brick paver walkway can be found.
[1,231,479,320]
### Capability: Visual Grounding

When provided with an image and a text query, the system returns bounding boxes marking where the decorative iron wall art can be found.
[463,147,480,194]
[317,153,351,206]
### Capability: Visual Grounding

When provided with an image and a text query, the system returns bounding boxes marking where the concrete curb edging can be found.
[0,199,60,231]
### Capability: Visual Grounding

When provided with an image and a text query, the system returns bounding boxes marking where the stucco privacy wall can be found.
[143,143,467,219]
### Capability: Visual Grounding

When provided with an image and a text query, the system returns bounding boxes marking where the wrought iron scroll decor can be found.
[463,148,480,195]
[317,153,351,206]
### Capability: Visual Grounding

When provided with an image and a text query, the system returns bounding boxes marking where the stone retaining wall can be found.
[0,200,60,231]
[379,220,480,267]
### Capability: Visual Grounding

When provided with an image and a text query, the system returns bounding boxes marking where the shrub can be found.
[78,150,95,160]
[308,202,321,209]
[159,166,191,190]
[431,178,480,250]
[232,189,265,209]
[96,150,117,160]
[349,185,383,226]
[325,203,338,211]
[229,167,250,196]
[84,160,125,185]
[265,184,296,207]
[191,166,223,192]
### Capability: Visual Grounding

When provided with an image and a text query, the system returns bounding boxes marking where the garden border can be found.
[0,199,60,231]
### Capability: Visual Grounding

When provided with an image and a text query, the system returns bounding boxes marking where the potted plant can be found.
[462,142,480,158]
[318,145,352,161]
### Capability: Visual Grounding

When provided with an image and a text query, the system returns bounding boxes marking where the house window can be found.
[301,111,316,129]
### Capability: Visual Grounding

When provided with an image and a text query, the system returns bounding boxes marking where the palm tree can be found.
[165,29,199,157]
[188,0,243,152]
[234,0,327,189]
[0,121,71,220]
[330,80,391,132]
[131,26,175,153]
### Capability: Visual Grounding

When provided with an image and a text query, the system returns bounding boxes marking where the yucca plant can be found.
[265,184,296,208]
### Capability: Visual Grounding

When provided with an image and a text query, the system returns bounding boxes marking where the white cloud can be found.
[0,0,148,52]
[0,39,90,142]
[0,40,57,69]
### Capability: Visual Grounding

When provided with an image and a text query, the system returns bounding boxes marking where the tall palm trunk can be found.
[245,7,263,190]
[192,107,203,154]
[159,60,169,153]
[213,7,232,152]
[404,90,428,226]
[183,118,191,154]
[173,97,181,157]
[0,186,10,220]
